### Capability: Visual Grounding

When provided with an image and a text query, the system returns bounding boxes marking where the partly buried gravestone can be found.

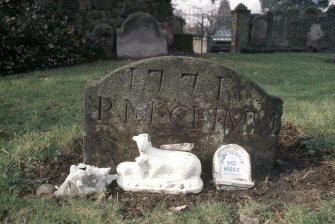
[84,56,283,178]
[116,12,167,58]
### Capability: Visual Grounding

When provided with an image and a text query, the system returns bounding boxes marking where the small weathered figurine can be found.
[117,133,203,194]
[53,163,117,198]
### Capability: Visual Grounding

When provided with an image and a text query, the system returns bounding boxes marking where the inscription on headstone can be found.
[83,56,283,178]
[213,144,254,190]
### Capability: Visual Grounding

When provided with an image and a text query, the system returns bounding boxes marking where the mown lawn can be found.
[1,53,335,223]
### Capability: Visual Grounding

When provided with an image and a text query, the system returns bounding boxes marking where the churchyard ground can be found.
[1,53,335,223]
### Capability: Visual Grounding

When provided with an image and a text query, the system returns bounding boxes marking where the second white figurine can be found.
[116,133,203,194]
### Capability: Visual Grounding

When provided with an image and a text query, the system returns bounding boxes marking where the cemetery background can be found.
[1,53,335,222]
[2,0,335,75]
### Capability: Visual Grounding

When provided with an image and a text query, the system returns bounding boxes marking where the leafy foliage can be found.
[300,137,319,155]
[205,0,231,35]
[153,0,173,22]
[214,0,231,29]
[0,1,106,76]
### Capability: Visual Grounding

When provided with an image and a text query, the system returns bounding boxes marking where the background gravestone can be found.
[231,4,251,52]
[91,23,116,55]
[116,12,167,58]
[268,12,288,48]
[250,16,268,47]
[84,56,283,179]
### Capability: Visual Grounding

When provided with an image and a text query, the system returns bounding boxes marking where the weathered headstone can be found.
[307,23,324,50]
[268,12,288,47]
[84,56,283,178]
[213,144,254,190]
[91,23,116,52]
[250,16,268,47]
[116,12,167,58]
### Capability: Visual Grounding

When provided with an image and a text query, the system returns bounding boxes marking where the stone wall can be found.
[231,4,335,52]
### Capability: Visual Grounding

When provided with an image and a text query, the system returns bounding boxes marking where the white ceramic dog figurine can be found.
[116,133,203,194]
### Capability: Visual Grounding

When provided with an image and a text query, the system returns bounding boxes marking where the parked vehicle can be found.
[209,26,232,52]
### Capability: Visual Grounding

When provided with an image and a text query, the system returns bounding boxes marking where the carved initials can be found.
[211,108,227,130]
[149,69,164,93]
[182,73,198,95]
[211,109,256,134]
[191,106,198,129]
[124,99,156,124]
[88,96,113,120]
[258,112,279,136]
[228,111,256,134]
[170,105,198,129]
[129,67,136,91]
[217,77,224,100]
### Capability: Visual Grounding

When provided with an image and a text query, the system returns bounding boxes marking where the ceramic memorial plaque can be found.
[213,144,254,190]
[84,56,283,178]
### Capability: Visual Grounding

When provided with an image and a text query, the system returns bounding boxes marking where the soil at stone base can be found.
[26,123,335,219]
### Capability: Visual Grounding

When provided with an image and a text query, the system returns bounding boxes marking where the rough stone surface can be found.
[84,56,283,178]
[37,0,54,8]
[62,0,80,10]
[91,0,114,10]
[36,184,56,197]
[116,12,167,58]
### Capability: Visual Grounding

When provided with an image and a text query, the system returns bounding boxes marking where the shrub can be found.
[0,1,106,75]
[304,6,322,15]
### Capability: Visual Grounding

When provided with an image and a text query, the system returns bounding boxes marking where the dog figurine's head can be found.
[132,133,152,152]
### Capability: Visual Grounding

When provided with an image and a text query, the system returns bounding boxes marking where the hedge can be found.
[0,1,106,75]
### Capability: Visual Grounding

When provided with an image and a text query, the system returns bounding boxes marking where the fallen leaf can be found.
[169,205,188,212]
[274,208,283,222]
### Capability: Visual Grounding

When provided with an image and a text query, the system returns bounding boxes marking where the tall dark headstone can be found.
[231,4,251,53]
[83,56,283,178]
[250,16,268,47]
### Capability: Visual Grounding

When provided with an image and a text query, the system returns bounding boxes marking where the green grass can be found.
[1,196,124,223]
[1,53,335,223]
[0,60,128,195]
